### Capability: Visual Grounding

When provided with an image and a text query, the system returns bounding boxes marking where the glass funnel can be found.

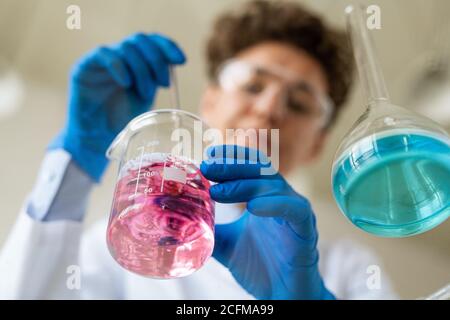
[106,109,215,278]
[331,5,450,237]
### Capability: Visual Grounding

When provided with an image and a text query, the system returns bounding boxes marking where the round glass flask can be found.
[331,6,450,237]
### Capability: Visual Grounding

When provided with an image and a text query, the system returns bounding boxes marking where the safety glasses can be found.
[217,59,334,127]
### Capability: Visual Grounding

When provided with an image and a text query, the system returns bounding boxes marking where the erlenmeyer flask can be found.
[331,5,450,237]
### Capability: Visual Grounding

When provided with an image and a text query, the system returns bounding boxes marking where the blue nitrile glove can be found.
[200,145,335,300]
[49,33,186,182]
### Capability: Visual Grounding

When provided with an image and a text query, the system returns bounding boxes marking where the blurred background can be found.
[0,0,448,299]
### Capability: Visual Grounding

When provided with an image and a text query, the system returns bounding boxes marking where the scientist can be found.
[0,0,396,299]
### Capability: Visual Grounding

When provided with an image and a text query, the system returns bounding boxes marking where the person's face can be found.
[200,41,331,175]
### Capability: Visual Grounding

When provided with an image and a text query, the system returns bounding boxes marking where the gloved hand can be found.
[50,33,186,181]
[200,145,335,300]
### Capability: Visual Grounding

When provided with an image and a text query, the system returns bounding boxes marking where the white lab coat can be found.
[0,210,398,299]
[0,151,397,299]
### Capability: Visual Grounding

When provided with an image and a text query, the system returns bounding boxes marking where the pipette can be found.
[169,65,182,130]
[169,65,181,110]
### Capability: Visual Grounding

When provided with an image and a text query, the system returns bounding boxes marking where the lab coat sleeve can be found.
[26,149,94,222]
[0,149,119,299]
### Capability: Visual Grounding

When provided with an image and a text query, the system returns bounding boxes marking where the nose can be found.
[252,85,287,121]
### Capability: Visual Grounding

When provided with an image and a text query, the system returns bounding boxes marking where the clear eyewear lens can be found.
[218,60,333,127]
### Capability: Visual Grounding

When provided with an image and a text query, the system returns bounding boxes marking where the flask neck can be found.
[346,5,390,104]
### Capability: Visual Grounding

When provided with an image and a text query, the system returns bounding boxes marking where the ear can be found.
[305,130,328,163]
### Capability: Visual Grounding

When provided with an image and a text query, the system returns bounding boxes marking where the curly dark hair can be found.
[205,0,354,128]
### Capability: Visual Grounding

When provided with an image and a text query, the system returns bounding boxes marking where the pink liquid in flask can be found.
[107,154,215,278]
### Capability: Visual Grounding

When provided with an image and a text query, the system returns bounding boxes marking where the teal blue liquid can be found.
[332,131,450,237]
